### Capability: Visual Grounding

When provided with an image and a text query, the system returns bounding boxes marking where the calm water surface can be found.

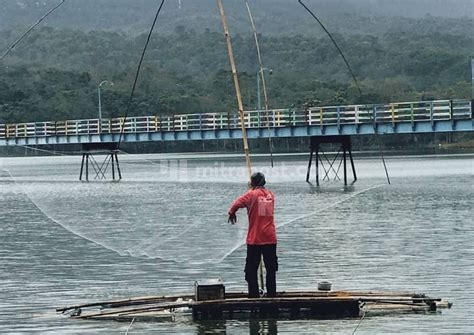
[0,153,472,334]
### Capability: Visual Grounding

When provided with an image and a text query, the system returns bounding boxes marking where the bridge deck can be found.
[1,99,472,146]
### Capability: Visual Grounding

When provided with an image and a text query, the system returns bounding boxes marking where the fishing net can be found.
[1,154,250,264]
[1,152,387,264]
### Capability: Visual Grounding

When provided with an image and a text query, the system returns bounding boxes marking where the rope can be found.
[217,0,253,180]
[13,145,69,156]
[117,0,165,147]
[1,0,67,61]
[9,145,191,179]
[378,142,391,185]
[219,183,385,262]
[298,0,361,97]
[352,301,377,335]
[298,0,391,185]
[125,317,136,335]
[243,0,273,293]
[244,0,275,168]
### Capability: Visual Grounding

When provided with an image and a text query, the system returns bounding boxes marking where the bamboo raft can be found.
[56,289,452,321]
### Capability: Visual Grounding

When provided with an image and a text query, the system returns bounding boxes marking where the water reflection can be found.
[307,183,356,194]
[195,319,278,335]
[249,319,278,335]
[195,320,227,334]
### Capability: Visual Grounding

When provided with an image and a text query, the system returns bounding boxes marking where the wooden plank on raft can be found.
[59,290,429,314]
[57,294,195,313]
[362,303,434,315]
[73,301,193,320]
[58,290,451,321]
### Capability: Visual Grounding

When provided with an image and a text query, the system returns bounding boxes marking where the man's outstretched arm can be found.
[228,192,251,224]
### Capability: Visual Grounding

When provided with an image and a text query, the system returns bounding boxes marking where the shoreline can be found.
[1,148,473,162]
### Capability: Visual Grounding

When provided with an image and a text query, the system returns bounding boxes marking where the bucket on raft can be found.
[318,281,332,291]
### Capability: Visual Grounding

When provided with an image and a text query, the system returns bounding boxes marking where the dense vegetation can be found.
[0,27,472,123]
[0,1,472,153]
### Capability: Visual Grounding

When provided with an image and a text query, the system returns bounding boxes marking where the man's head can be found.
[250,172,266,188]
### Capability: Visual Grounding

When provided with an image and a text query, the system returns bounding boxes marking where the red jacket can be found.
[228,187,277,245]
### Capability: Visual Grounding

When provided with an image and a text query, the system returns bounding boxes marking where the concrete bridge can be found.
[0,99,472,147]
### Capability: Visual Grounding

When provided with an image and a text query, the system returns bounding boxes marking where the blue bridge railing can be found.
[0,99,472,142]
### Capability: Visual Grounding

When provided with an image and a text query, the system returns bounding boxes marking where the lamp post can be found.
[98,80,113,120]
[471,56,474,100]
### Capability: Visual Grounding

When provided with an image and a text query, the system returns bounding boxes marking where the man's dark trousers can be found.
[245,244,278,298]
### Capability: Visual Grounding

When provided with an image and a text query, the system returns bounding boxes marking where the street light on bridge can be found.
[98,80,113,121]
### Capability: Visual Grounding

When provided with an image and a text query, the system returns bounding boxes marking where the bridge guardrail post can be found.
[391,104,395,128]
[336,107,341,131]
[449,100,454,125]
[430,101,434,129]
[372,106,377,131]
[471,99,474,119]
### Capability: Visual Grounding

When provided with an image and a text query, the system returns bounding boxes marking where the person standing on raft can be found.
[228,172,278,298]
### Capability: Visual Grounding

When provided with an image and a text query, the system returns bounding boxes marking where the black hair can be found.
[251,172,266,187]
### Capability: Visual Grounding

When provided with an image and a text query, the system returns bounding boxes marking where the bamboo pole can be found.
[244,0,274,168]
[216,0,252,180]
[57,294,196,313]
[58,290,422,313]
[217,0,265,294]
[73,296,447,320]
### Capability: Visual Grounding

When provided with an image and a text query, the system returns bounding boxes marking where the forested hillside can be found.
[0,0,472,124]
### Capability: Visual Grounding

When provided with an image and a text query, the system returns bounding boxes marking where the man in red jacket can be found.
[228,172,278,298]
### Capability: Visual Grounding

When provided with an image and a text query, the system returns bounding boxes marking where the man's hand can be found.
[228,213,237,225]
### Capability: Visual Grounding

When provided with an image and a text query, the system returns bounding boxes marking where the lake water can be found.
[0,153,472,334]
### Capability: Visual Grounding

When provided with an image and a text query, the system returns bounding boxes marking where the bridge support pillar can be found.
[306,135,357,186]
[79,143,122,182]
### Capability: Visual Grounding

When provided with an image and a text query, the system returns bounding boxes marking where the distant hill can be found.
[0,0,472,124]
[1,0,472,36]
